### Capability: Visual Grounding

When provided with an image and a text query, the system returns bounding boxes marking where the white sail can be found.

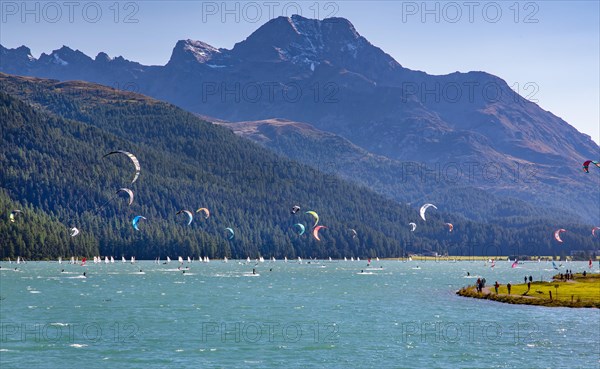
[58,257,62,264]
[122,256,126,263]
[104,256,109,264]
[224,256,228,263]
[167,256,171,263]
[130,256,135,264]
[284,257,288,263]
[110,256,115,263]
[178,256,183,263]
[187,256,191,263]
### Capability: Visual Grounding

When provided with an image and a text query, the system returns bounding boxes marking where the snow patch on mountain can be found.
[52,53,68,66]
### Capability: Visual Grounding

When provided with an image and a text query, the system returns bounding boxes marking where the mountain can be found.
[216,118,570,223]
[2,74,596,260]
[1,15,599,223]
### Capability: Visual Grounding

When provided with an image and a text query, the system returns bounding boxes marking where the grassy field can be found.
[457,273,600,308]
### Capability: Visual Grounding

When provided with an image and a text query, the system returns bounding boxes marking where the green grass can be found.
[457,273,600,308]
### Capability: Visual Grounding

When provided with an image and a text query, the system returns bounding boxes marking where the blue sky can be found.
[1,1,598,143]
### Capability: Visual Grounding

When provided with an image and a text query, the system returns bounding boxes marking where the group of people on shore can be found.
[473,275,535,295]
[558,270,575,280]
[475,277,486,292]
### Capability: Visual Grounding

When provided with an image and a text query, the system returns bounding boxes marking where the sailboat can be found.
[130,256,135,264]
[58,256,62,264]
[122,256,126,263]
[284,257,288,263]
[187,256,192,263]
[178,256,183,264]
[166,256,171,263]
[224,256,228,263]
[104,256,109,264]
[110,256,115,263]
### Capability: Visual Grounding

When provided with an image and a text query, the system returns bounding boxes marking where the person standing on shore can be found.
[507,283,512,295]
[494,281,499,294]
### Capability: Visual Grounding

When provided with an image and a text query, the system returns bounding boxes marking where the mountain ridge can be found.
[1,15,598,222]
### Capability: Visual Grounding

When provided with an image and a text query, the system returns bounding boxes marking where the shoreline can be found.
[457,273,600,309]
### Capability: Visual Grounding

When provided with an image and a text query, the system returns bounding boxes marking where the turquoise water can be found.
[0,260,598,369]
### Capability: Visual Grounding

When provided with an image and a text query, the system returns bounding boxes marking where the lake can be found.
[1,260,598,368]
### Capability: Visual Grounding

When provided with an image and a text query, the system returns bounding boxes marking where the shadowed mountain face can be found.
[2,14,598,221]
[214,118,595,224]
